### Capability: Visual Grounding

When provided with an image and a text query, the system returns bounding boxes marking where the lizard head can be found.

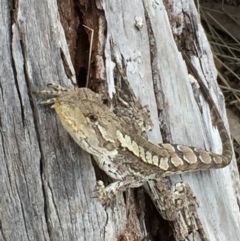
[52,88,120,157]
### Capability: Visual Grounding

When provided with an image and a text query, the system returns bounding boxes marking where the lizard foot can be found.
[96,179,131,206]
[96,180,116,206]
[34,83,70,96]
[34,83,72,105]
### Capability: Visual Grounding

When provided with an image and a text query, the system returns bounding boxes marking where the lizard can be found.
[35,52,232,241]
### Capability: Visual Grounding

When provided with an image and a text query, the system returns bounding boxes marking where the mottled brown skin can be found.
[53,87,232,178]
[183,53,232,165]
[36,55,232,241]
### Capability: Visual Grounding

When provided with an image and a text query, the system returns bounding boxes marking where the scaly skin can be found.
[35,54,231,241]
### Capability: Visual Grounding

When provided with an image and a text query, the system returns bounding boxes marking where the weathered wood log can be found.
[1,0,239,241]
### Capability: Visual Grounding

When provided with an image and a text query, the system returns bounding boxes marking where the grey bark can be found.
[0,0,239,241]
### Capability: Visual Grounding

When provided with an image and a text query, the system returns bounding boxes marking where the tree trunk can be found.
[1,0,239,241]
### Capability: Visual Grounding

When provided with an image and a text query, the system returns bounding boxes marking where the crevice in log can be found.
[57,0,89,87]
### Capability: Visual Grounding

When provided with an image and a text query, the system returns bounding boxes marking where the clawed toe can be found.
[96,180,115,206]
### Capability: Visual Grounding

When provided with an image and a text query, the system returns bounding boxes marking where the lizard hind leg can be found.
[145,181,208,240]
[171,182,209,241]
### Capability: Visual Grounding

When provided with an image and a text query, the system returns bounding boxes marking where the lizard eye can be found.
[88,114,98,122]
